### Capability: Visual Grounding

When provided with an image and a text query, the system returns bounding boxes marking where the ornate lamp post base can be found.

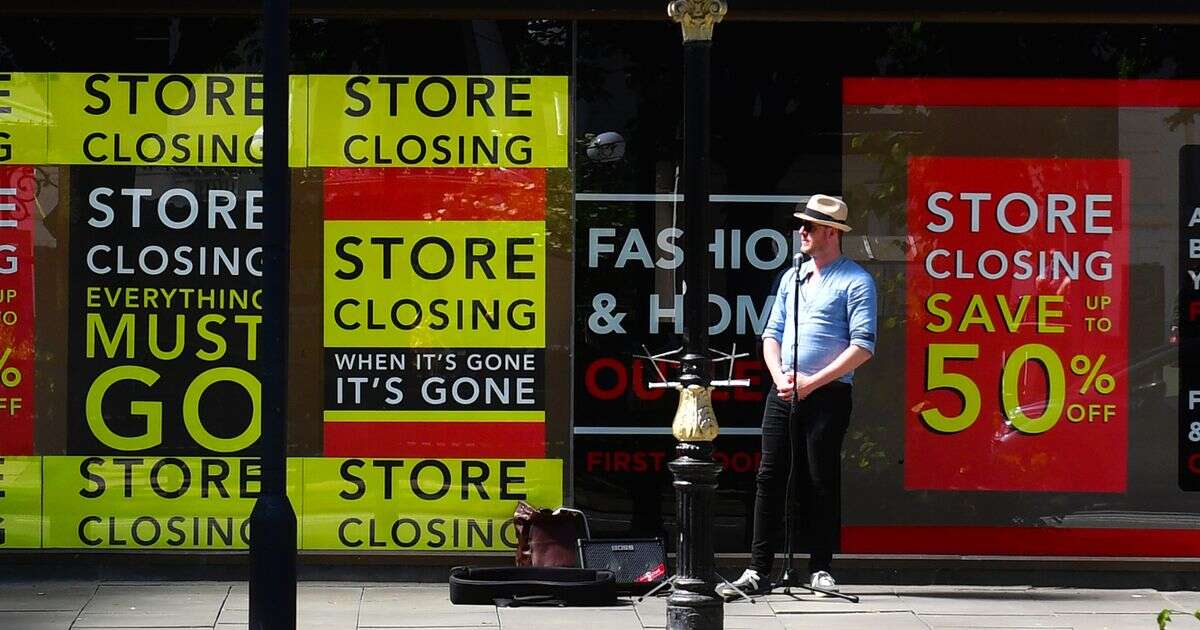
[666,441,723,630]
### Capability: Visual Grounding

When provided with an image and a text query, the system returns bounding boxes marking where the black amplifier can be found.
[577,538,666,594]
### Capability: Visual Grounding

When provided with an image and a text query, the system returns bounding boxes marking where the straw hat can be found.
[793,194,852,232]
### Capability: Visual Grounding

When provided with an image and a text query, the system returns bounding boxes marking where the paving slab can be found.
[211,610,360,630]
[497,606,642,630]
[779,611,932,629]
[359,608,499,627]
[72,611,222,627]
[0,610,77,629]
[725,614,786,629]
[218,621,354,630]
[223,584,249,610]
[295,608,360,630]
[1164,592,1200,611]
[218,622,369,630]
[82,582,230,615]
[361,585,467,610]
[223,583,364,611]
[633,595,666,625]
[918,614,1068,628]
[721,598,783,615]
[219,606,249,624]
[897,588,1173,616]
[1034,589,1175,614]
[769,593,909,613]
[634,599,781,627]
[0,582,96,612]
[360,585,494,627]
[298,586,364,611]
[1055,613,1200,629]
[905,592,1034,614]
[1158,610,1200,629]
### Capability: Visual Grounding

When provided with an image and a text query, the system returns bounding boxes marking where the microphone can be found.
[793,253,812,285]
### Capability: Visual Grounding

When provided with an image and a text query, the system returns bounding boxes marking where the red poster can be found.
[0,167,36,455]
[322,168,547,458]
[904,156,1129,492]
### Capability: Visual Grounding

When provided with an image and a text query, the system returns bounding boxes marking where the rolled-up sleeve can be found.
[846,272,877,355]
[761,268,790,343]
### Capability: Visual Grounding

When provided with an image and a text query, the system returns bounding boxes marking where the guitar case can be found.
[449,566,618,607]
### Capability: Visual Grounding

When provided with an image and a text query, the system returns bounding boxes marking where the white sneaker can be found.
[809,570,839,594]
[716,569,767,599]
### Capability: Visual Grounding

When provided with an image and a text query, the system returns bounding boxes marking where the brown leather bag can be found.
[513,501,590,567]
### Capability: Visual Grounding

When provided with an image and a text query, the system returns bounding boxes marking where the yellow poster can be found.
[46,73,308,167]
[0,73,571,168]
[301,457,561,550]
[41,456,302,549]
[0,456,41,548]
[0,73,49,165]
[323,220,546,348]
[307,75,568,168]
[36,456,559,550]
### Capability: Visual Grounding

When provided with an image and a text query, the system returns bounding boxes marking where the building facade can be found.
[1,3,1199,570]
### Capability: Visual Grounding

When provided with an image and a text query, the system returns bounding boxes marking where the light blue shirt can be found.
[761,255,877,385]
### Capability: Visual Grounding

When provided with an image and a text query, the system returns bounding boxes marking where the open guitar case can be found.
[449,504,619,607]
[448,565,617,607]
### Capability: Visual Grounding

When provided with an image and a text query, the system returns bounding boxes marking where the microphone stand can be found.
[773,254,858,603]
[776,253,804,593]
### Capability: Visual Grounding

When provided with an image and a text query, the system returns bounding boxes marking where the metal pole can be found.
[249,0,297,628]
[676,13,713,389]
[666,2,727,629]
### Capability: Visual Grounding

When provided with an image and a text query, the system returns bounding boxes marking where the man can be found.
[718,194,877,598]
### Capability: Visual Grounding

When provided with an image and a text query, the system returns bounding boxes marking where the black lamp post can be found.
[665,2,727,629]
[249,0,297,628]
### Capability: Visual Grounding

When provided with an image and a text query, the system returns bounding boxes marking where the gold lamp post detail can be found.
[672,385,719,442]
[668,0,728,42]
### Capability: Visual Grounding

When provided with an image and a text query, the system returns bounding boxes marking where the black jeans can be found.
[750,382,852,576]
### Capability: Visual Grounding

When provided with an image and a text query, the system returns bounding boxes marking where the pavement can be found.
[2,581,1200,629]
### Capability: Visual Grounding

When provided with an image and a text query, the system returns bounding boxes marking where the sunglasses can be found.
[797,220,815,232]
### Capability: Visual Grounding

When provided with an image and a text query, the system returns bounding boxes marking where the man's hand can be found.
[793,373,818,400]
[774,372,795,399]
[796,346,873,399]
